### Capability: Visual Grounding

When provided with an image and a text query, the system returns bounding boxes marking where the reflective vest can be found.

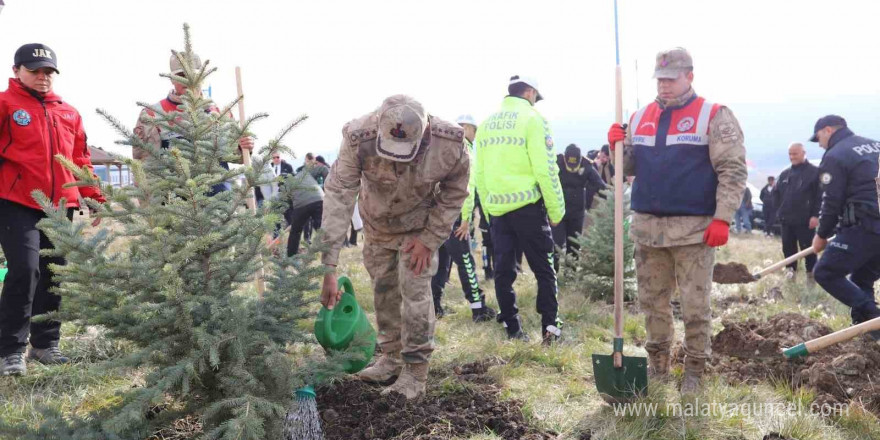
[473,96,565,223]
[630,95,720,216]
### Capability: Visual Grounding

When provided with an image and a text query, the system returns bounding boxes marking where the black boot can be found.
[505,316,529,341]
[434,302,445,319]
[472,305,497,323]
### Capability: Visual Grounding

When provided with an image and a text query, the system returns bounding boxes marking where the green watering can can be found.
[314,276,376,374]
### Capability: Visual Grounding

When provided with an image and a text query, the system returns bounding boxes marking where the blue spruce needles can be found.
[17,24,335,440]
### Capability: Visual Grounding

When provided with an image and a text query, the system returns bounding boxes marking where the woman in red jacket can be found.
[0,43,105,376]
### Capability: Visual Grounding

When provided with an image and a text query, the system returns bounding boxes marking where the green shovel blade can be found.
[592,353,648,403]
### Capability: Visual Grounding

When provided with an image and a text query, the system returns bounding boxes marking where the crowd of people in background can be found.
[3,39,878,408]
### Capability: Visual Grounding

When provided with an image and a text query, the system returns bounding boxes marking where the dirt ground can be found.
[713,262,756,284]
[674,312,880,417]
[317,358,556,440]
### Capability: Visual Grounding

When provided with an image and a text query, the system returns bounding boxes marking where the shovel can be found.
[593,1,648,403]
[783,316,880,359]
[752,246,817,280]
[717,245,823,285]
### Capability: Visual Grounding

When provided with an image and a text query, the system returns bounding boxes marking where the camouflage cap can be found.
[376,95,427,162]
[170,52,203,75]
[653,47,693,79]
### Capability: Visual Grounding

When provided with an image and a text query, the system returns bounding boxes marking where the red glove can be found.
[703,219,730,247]
[607,123,627,149]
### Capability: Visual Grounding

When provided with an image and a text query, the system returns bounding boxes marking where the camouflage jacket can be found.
[320,112,470,266]
[619,88,747,247]
[132,91,244,163]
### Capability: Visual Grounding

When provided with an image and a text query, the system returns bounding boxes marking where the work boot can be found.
[28,345,70,365]
[472,305,497,323]
[505,316,530,341]
[542,325,562,346]
[859,310,880,342]
[381,362,428,400]
[680,357,706,396]
[647,350,671,381]
[434,302,445,319]
[358,353,403,384]
[1,353,26,376]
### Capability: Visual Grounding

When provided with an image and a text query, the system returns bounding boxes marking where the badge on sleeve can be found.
[718,121,739,143]
[821,172,832,185]
[12,109,31,126]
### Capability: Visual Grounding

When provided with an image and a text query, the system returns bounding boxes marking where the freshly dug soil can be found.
[317,358,556,440]
[713,262,756,284]
[696,312,880,417]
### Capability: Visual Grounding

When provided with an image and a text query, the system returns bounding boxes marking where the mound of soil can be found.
[317,358,556,440]
[704,313,880,416]
[713,262,756,284]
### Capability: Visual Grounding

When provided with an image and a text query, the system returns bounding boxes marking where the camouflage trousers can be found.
[363,239,439,364]
[634,242,714,360]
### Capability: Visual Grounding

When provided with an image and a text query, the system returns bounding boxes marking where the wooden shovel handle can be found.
[753,235,834,279]
[613,65,625,368]
[235,66,265,298]
[803,316,880,354]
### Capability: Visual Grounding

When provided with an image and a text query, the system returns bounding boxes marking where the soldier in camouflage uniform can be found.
[320,95,470,400]
[607,48,747,395]
[133,52,254,186]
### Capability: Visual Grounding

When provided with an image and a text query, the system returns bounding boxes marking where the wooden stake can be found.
[235,66,266,298]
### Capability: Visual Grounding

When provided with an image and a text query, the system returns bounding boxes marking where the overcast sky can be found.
[1,0,879,181]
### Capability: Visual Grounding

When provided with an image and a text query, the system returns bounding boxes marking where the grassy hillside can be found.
[1,228,878,439]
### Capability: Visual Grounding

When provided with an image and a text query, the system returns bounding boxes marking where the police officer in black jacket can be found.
[810,115,880,337]
[773,142,822,277]
[552,144,605,272]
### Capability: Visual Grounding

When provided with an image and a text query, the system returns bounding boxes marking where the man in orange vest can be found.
[607,47,747,395]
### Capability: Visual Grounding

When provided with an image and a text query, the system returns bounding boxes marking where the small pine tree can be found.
[558,189,637,301]
[10,24,346,440]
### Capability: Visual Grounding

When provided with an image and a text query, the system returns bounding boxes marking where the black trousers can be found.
[349,222,358,245]
[0,200,73,356]
[781,221,817,272]
[551,211,585,272]
[303,218,313,243]
[431,219,484,307]
[491,202,559,332]
[763,209,776,235]
[478,211,494,274]
[813,225,880,323]
[286,201,323,257]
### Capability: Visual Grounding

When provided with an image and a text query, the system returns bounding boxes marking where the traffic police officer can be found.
[473,75,566,344]
[607,48,748,394]
[430,115,497,322]
[810,115,880,336]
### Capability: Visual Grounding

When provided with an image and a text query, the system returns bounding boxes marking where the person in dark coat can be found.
[552,144,605,272]
[773,142,822,279]
[759,176,776,236]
